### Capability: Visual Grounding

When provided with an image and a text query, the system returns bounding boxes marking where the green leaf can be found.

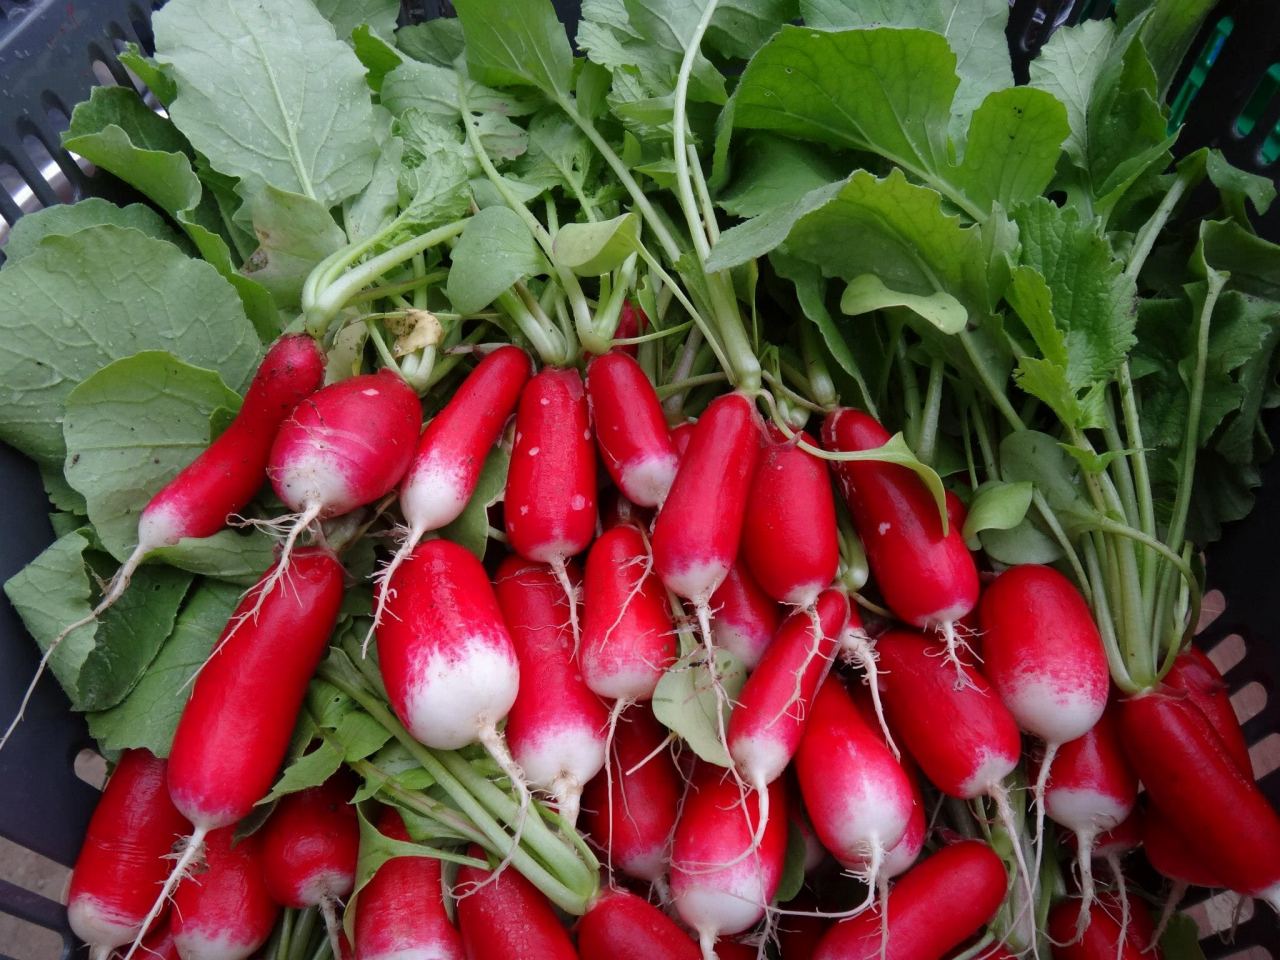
[395,111,475,231]
[260,739,344,804]
[0,226,259,467]
[553,213,639,276]
[3,199,180,263]
[841,275,967,335]
[962,481,1034,549]
[652,646,747,767]
[1200,220,1280,301]
[240,186,347,308]
[62,353,244,562]
[775,823,808,903]
[345,134,404,243]
[149,529,278,586]
[716,133,846,219]
[1155,914,1206,960]
[1119,0,1216,101]
[998,430,1097,537]
[154,0,381,206]
[515,112,596,197]
[1204,149,1276,226]
[439,444,511,560]
[446,206,546,315]
[454,0,574,100]
[118,42,178,105]
[312,0,400,41]
[352,24,406,92]
[951,87,1070,212]
[979,516,1063,565]
[705,179,843,271]
[397,19,467,66]
[87,581,242,755]
[62,87,279,339]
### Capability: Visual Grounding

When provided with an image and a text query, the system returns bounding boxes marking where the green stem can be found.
[655,372,730,399]
[495,288,565,366]
[960,331,1024,431]
[800,322,837,408]
[672,0,721,261]
[364,320,401,372]
[1032,490,1090,597]
[1082,538,1139,692]
[917,356,945,467]
[688,144,720,246]
[1125,169,1193,284]
[613,319,693,346]
[761,370,825,413]
[896,341,923,449]
[634,246,730,373]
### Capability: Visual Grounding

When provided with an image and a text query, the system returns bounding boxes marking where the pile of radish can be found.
[3,0,1280,958]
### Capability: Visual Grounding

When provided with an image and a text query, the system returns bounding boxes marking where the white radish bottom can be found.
[361,950,461,960]
[174,927,264,960]
[618,454,679,509]
[67,898,137,952]
[399,639,519,750]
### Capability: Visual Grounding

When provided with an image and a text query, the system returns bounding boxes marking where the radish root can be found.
[990,781,1040,960]
[364,523,425,656]
[121,826,209,960]
[840,626,900,760]
[1030,741,1059,901]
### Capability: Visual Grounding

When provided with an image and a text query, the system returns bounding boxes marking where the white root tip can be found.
[320,896,345,960]
[1074,831,1097,944]
[990,782,1040,960]
[364,527,424,657]
[844,629,900,761]
[551,776,583,831]
[549,557,581,655]
[699,929,719,960]
[1030,742,1059,904]
[120,827,209,960]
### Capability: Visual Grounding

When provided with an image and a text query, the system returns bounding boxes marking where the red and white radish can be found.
[1047,896,1161,960]
[579,703,680,884]
[128,547,343,960]
[370,344,529,638]
[1164,646,1251,776]
[355,807,464,960]
[577,888,700,960]
[455,845,577,960]
[727,590,848,849]
[587,350,679,508]
[4,334,326,750]
[669,420,696,458]
[1043,705,1137,935]
[813,841,1006,960]
[494,555,608,826]
[1119,691,1280,911]
[821,408,978,670]
[979,564,1110,891]
[504,366,597,640]
[170,827,279,960]
[873,630,1033,911]
[741,428,838,607]
[580,524,677,703]
[67,749,191,960]
[837,604,897,759]
[794,677,913,896]
[670,764,787,958]
[260,774,359,955]
[709,558,780,671]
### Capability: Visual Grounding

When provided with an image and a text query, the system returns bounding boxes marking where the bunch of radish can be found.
[31,320,1280,960]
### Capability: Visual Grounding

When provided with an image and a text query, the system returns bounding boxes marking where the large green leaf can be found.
[240,186,347,308]
[0,226,259,467]
[313,0,400,40]
[3,199,180,263]
[454,0,575,100]
[154,0,381,206]
[446,206,547,314]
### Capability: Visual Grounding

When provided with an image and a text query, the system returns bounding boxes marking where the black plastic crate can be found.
[0,1,1276,957]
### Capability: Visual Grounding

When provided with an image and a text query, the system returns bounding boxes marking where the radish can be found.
[3,334,325,750]
[670,420,696,458]
[139,919,181,960]
[375,539,525,807]
[1047,896,1160,960]
[613,300,647,356]
[127,546,343,960]
[67,749,191,960]
[579,703,680,884]
[670,763,788,958]
[355,807,464,960]
[873,630,1034,914]
[727,590,849,849]
[741,427,838,607]
[580,524,677,703]
[577,888,700,960]
[821,408,978,671]
[813,841,1007,960]
[1043,705,1137,935]
[587,350,679,507]
[260,774,359,956]
[979,564,1110,892]
[1119,690,1280,910]
[794,677,914,897]
[838,605,897,759]
[504,366,597,641]
[170,827,279,960]
[1142,803,1221,943]
[1164,646,1251,776]
[709,558,780,670]
[494,555,609,826]
[455,844,577,960]
[369,345,530,640]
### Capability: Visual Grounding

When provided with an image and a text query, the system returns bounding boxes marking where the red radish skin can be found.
[3,335,326,751]
[709,558,780,670]
[670,765,787,957]
[355,808,463,960]
[580,524,677,703]
[577,888,700,960]
[1119,691,1280,909]
[139,920,181,960]
[170,827,278,960]
[494,556,608,826]
[67,750,191,959]
[821,408,978,666]
[1044,705,1137,932]
[711,943,755,960]
[260,775,358,956]
[795,678,913,890]
[587,351,679,507]
[1143,805,1220,888]
[727,590,848,850]
[580,703,680,883]
[370,345,529,637]
[456,846,576,960]
[1047,897,1161,960]
[741,428,839,607]
[1165,647,1251,776]
[880,777,926,881]
[126,547,344,960]
[670,421,696,458]
[813,841,1007,960]
[504,367,597,639]
[873,630,1033,909]
[652,392,762,614]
